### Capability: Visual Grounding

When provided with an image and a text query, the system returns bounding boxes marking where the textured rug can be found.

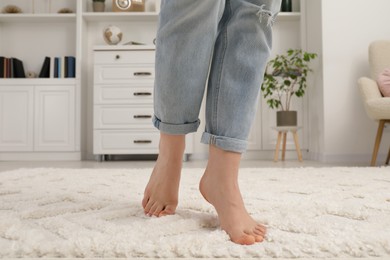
[0,167,389,258]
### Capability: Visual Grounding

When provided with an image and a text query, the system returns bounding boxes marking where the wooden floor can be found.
[0,159,369,173]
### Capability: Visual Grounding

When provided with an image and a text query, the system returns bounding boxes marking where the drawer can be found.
[94,105,154,129]
[94,65,155,84]
[93,130,159,154]
[94,50,155,64]
[94,85,153,105]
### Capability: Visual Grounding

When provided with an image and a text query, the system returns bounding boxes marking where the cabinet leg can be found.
[95,155,104,162]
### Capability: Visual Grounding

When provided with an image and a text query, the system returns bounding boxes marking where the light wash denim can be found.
[153,0,281,153]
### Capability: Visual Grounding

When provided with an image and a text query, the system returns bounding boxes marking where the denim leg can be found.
[153,0,225,135]
[201,0,281,153]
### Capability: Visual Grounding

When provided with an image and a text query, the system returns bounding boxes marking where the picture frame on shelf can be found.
[112,0,145,12]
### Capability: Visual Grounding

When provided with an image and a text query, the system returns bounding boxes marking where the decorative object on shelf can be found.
[58,8,74,14]
[281,0,292,12]
[92,0,106,12]
[123,41,146,45]
[261,49,317,126]
[2,5,22,14]
[103,25,123,45]
[112,0,145,12]
[27,72,37,78]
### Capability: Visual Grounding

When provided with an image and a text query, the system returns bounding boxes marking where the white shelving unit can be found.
[0,0,79,161]
[0,0,306,161]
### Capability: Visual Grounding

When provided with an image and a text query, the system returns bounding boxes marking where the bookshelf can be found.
[0,0,79,160]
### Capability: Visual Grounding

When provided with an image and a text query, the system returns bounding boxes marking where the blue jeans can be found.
[153,0,281,153]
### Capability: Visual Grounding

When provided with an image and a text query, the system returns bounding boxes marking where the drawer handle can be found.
[134,115,152,119]
[134,140,152,144]
[134,92,152,96]
[134,72,152,76]
[115,55,121,60]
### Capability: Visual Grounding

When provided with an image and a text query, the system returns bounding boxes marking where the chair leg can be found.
[371,120,386,166]
[386,147,390,165]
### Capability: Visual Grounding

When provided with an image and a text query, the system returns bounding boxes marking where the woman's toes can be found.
[253,233,264,242]
[141,196,149,209]
[256,225,266,234]
[254,228,264,236]
[152,205,164,217]
[246,230,263,243]
[147,202,160,217]
[232,233,256,245]
[144,200,155,215]
[158,205,176,217]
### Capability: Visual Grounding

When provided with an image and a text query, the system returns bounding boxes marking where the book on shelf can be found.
[0,56,26,78]
[39,57,51,78]
[39,56,76,79]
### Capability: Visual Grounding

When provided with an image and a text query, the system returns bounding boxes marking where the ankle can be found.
[208,145,241,167]
[158,133,186,159]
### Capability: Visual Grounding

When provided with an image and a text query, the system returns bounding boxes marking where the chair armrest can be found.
[358,77,383,102]
[366,97,390,120]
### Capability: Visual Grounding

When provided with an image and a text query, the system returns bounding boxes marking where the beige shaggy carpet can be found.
[0,167,389,258]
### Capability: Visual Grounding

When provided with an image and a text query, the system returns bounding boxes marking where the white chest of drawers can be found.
[93,46,193,160]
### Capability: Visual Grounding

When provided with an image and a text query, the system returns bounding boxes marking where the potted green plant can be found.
[92,0,106,12]
[261,49,317,126]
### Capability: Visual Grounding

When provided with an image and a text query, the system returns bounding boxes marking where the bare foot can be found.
[142,133,185,217]
[199,145,266,245]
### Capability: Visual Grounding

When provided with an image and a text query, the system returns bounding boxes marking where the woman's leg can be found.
[200,0,281,244]
[143,0,225,217]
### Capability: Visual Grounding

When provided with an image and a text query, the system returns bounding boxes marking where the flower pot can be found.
[276,111,297,126]
[93,2,105,12]
[281,0,292,12]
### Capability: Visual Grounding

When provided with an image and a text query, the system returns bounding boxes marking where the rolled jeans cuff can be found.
[201,132,248,153]
[153,115,200,135]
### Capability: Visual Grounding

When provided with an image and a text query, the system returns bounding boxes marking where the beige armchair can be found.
[358,40,390,166]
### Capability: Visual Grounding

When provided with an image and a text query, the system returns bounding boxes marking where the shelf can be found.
[276,12,301,21]
[93,44,156,51]
[83,12,298,23]
[83,12,159,22]
[0,78,77,85]
[0,14,76,23]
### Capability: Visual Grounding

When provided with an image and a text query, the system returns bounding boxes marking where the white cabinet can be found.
[0,82,76,154]
[34,85,75,151]
[93,47,193,159]
[0,86,34,151]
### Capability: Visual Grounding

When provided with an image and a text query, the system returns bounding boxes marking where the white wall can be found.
[305,0,324,161]
[307,0,390,163]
